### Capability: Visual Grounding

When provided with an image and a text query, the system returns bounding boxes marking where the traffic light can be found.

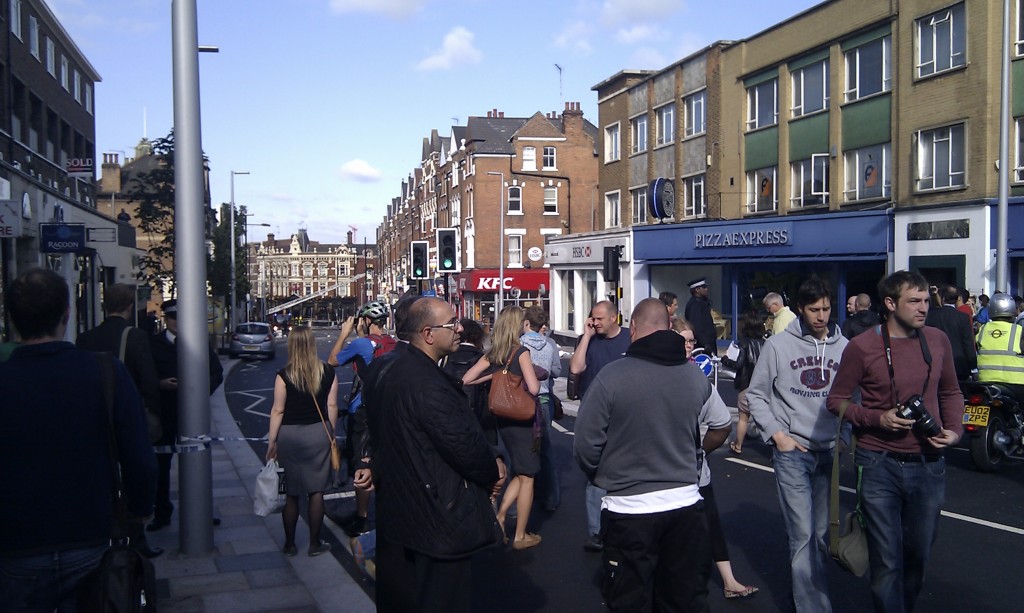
[603,246,620,284]
[410,241,429,280]
[436,228,460,273]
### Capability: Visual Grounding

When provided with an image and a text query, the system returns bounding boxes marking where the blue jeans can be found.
[0,544,108,612]
[773,448,833,613]
[855,448,946,613]
[536,395,560,511]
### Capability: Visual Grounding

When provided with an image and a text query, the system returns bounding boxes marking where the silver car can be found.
[229,322,276,360]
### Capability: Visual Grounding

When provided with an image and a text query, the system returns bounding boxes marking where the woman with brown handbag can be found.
[267,326,339,557]
[463,305,543,550]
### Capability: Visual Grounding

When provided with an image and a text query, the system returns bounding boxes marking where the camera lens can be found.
[914,412,942,438]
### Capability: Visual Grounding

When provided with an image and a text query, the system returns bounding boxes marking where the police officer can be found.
[976,292,1024,401]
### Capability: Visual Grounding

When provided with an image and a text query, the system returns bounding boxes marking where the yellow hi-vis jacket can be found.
[976,320,1024,385]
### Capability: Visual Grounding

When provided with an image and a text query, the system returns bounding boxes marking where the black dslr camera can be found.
[895,395,941,437]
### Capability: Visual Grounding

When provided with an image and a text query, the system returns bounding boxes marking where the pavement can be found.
[146,355,375,613]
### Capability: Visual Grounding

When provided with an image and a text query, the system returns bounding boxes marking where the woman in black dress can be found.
[463,306,542,550]
[267,326,339,556]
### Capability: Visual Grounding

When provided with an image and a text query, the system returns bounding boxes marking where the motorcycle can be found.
[961,381,1024,471]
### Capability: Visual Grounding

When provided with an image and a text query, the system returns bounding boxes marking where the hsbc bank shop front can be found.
[631,210,890,349]
[455,268,551,327]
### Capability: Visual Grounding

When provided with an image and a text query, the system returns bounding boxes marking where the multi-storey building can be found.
[247,228,371,323]
[586,0,1024,346]
[377,103,599,324]
[1,0,137,340]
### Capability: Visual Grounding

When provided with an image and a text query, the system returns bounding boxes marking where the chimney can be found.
[562,101,584,137]
[99,152,122,194]
[347,230,353,246]
[267,233,275,243]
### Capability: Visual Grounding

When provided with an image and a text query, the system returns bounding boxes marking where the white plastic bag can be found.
[725,341,741,362]
[254,459,286,516]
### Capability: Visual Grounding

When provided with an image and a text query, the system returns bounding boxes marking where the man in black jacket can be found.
[364,298,505,613]
[926,284,977,382]
[147,299,224,531]
[841,293,880,339]
[684,278,717,356]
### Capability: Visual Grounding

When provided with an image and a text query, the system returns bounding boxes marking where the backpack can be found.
[367,334,398,362]
[347,334,398,411]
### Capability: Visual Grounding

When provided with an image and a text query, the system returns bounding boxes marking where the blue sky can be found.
[48,0,820,245]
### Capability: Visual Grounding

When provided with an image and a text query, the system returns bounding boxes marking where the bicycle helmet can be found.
[358,300,390,322]
[988,293,1016,320]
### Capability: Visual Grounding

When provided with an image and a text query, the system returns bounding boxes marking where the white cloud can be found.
[602,0,685,26]
[338,159,383,183]
[671,32,706,60]
[329,0,425,19]
[629,47,668,70]
[615,24,667,45]
[415,27,482,71]
[553,21,594,56]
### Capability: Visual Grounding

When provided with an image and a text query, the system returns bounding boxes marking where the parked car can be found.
[230,322,276,359]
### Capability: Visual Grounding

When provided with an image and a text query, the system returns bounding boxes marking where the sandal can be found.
[724,586,759,599]
[729,442,743,455]
[512,533,542,550]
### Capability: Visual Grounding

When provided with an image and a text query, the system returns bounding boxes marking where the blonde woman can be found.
[267,326,339,557]
[463,305,542,550]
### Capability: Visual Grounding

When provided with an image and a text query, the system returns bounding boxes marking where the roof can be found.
[464,117,530,155]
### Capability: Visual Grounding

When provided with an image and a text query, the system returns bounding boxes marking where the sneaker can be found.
[342,516,369,537]
[512,533,542,550]
[583,534,603,552]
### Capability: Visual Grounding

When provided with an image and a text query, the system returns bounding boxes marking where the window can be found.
[655,103,675,146]
[605,191,621,228]
[542,146,556,170]
[10,0,21,39]
[1018,0,1024,55]
[791,155,830,207]
[746,166,777,213]
[844,143,891,201]
[631,114,648,154]
[507,186,522,213]
[916,123,965,191]
[684,91,706,137]
[75,71,83,104]
[683,174,706,218]
[85,85,92,115]
[746,79,777,130]
[302,263,313,277]
[917,3,966,78]
[507,235,523,266]
[631,187,647,224]
[792,59,829,117]
[46,38,55,76]
[522,146,536,171]
[543,186,557,214]
[845,36,891,101]
[28,15,38,59]
[605,123,621,162]
[60,56,69,91]
[1015,118,1024,181]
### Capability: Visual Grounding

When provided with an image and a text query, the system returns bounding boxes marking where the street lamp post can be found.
[486,171,505,313]
[229,171,249,332]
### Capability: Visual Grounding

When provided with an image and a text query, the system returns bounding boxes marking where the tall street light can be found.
[229,170,249,332]
[487,171,505,313]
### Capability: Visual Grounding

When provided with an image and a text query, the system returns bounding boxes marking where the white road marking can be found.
[227,390,271,418]
[723,457,1024,535]
[551,421,573,435]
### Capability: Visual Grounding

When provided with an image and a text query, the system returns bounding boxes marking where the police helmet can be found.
[358,300,389,322]
[989,293,1016,320]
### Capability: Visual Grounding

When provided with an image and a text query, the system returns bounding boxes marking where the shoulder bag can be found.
[828,400,869,577]
[488,350,536,421]
[312,391,341,472]
[76,353,157,612]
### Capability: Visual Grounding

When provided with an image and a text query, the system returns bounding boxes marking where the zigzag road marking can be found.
[227,389,273,418]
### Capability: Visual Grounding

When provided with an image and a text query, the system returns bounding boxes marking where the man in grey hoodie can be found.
[746,277,848,613]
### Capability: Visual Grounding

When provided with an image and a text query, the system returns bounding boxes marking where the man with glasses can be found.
[364,298,506,613]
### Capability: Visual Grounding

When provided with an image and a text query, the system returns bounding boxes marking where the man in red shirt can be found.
[827,271,963,613]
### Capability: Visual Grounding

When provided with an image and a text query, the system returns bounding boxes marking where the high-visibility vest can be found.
[976,320,1024,384]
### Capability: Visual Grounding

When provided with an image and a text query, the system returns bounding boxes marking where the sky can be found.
[47,0,822,246]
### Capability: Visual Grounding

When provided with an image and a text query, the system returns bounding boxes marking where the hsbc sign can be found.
[476,277,514,291]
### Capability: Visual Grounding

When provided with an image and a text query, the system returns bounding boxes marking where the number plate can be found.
[244,344,259,351]
[963,405,989,427]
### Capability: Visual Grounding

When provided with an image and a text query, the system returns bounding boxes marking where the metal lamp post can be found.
[486,171,505,313]
[229,170,249,332]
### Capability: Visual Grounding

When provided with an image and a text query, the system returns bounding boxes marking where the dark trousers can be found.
[601,502,711,613]
[375,537,473,613]
[155,451,174,521]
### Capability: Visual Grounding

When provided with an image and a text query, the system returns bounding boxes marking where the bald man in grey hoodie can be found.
[746,277,848,613]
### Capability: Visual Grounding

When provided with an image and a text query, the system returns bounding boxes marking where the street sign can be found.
[0,200,23,238]
[87,227,116,242]
[65,158,94,179]
[39,223,86,253]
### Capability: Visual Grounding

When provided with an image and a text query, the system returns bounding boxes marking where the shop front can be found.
[633,210,891,349]
[455,268,550,327]
[544,229,631,336]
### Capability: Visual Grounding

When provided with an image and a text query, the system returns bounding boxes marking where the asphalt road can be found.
[223,330,1024,612]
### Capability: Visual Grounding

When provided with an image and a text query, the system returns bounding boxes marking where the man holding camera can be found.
[827,271,963,613]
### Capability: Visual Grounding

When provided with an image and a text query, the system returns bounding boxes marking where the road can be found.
[223,329,1024,612]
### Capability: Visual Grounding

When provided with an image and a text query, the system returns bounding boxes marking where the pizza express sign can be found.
[693,222,792,249]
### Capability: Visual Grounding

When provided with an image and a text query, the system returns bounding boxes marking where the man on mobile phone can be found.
[569,301,630,552]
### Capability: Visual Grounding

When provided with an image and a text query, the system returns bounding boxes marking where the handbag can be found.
[254,459,287,516]
[829,400,869,577]
[565,372,581,401]
[76,353,157,611]
[488,350,536,421]
[550,394,565,421]
[312,393,341,471]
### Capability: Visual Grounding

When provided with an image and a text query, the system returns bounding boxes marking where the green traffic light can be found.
[442,258,453,268]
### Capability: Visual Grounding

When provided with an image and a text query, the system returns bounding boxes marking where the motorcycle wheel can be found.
[970,413,1006,472]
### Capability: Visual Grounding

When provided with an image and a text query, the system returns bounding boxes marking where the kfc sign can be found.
[476,277,514,291]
